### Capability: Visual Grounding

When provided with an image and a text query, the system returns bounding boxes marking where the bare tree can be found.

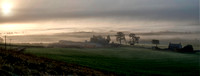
[128,33,140,45]
[129,33,135,45]
[135,37,140,43]
[106,35,111,43]
[115,32,126,44]
[152,39,159,47]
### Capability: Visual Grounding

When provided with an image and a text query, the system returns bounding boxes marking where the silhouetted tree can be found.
[128,33,140,45]
[152,39,159,47]
[135,37,140,43]
[106,35,111,43]
[181,45,193,52]
[115,32,126,44]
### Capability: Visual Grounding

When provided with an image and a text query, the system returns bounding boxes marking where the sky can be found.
[0,0,199,35]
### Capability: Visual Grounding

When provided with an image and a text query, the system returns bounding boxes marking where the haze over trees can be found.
[128,33,140,45]
[115,32,126,44]
[152,40,160,47]
[90,35,111,45]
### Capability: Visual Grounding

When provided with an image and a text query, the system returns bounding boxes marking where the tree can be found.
[135,37,140,43]
[115,32,126,44]
[181,45,194,52]
[106,35,111,43]
[152,39,159,47]
[128,33,140,45]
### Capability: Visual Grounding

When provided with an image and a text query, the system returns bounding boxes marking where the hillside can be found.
[25,47,200,76]
[0,49,116,75]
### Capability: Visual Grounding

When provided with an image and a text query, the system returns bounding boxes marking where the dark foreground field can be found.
[0,49,116,75]
[25,47,200,76]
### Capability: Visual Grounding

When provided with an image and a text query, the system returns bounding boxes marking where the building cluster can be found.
[90,35,111,45]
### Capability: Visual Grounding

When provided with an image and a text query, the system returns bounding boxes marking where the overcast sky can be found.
[0,0,199,34]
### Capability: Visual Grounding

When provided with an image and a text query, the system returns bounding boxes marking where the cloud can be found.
[0,0,199,26]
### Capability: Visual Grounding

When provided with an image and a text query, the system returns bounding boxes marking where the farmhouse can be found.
[168,42,182,50]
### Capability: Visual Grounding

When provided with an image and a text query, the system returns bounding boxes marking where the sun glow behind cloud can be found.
[1,1,13,16]
[0,0,199,36]
[0,24,36,32]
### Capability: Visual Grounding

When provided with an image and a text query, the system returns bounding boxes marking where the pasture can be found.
[25,47,199,76]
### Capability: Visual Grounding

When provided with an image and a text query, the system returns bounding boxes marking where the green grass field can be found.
[24,47,200,76]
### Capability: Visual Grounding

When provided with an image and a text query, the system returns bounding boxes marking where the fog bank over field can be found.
[3,31,200,44]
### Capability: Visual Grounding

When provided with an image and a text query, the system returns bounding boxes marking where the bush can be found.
[181,45,194,52]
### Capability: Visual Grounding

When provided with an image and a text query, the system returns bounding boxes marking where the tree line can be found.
[90,32,140,45]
